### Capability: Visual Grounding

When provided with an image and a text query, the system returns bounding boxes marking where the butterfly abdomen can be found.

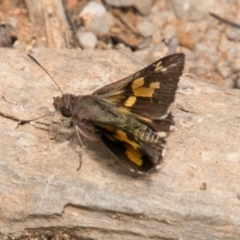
[134,125,165,144]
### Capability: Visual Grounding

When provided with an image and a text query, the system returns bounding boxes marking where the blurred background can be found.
[0,0,239,88]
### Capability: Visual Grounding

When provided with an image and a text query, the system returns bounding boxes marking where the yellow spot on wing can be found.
[119,107,130,113]
[115,130,139,149]
[125,96,136,107]
[133,87,154,97]
[150,82,160,89]
[125,145,143,166]
[111,90,123,96]
[154,61,167,72]
[155,61,162,68]
[97,123,115,132]
[156,67,167,72]
[132,77,144,89]
[139,116,151,123]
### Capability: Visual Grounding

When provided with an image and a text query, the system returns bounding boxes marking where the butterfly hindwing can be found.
[87,107,174,173]
[95,124,164,173]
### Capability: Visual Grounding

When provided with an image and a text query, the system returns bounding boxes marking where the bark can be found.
[0,48,240,239]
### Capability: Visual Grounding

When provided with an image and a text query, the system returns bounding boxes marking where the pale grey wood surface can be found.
[0,48,240,239]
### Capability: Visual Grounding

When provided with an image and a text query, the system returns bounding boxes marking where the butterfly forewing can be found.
[93,53,185,119]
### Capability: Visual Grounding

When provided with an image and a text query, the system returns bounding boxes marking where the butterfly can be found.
[51,53,185,174]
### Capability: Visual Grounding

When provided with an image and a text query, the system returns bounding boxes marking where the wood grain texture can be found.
[25,0,73,48]
[0,48,240,239]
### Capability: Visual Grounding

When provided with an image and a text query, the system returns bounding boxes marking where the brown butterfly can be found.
[50,53,185,173]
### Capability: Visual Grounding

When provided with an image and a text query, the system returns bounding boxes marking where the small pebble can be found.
[6,17,19,29]
[79,2,113,37]
[216,61,232,79]
[226,26,240,41]
[77,31,97,49]
[137,19,155,37]
[79,2,107,26]
[105,0,153,15]
[195,43,220,63]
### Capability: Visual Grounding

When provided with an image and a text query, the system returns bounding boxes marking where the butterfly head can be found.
[53,94,77,118]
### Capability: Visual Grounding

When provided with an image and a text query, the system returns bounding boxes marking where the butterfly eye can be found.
[61,107,72,118]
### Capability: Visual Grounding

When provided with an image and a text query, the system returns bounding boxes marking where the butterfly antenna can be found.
[17,109,59,127]
[17,55,63,127]
[28,54,63,94]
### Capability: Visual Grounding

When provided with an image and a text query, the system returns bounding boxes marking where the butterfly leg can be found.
[75,125,84,148]
[75,125,85,170]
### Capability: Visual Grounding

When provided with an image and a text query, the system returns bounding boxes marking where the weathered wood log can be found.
[0,48,240,239]
[25,0,73,48]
